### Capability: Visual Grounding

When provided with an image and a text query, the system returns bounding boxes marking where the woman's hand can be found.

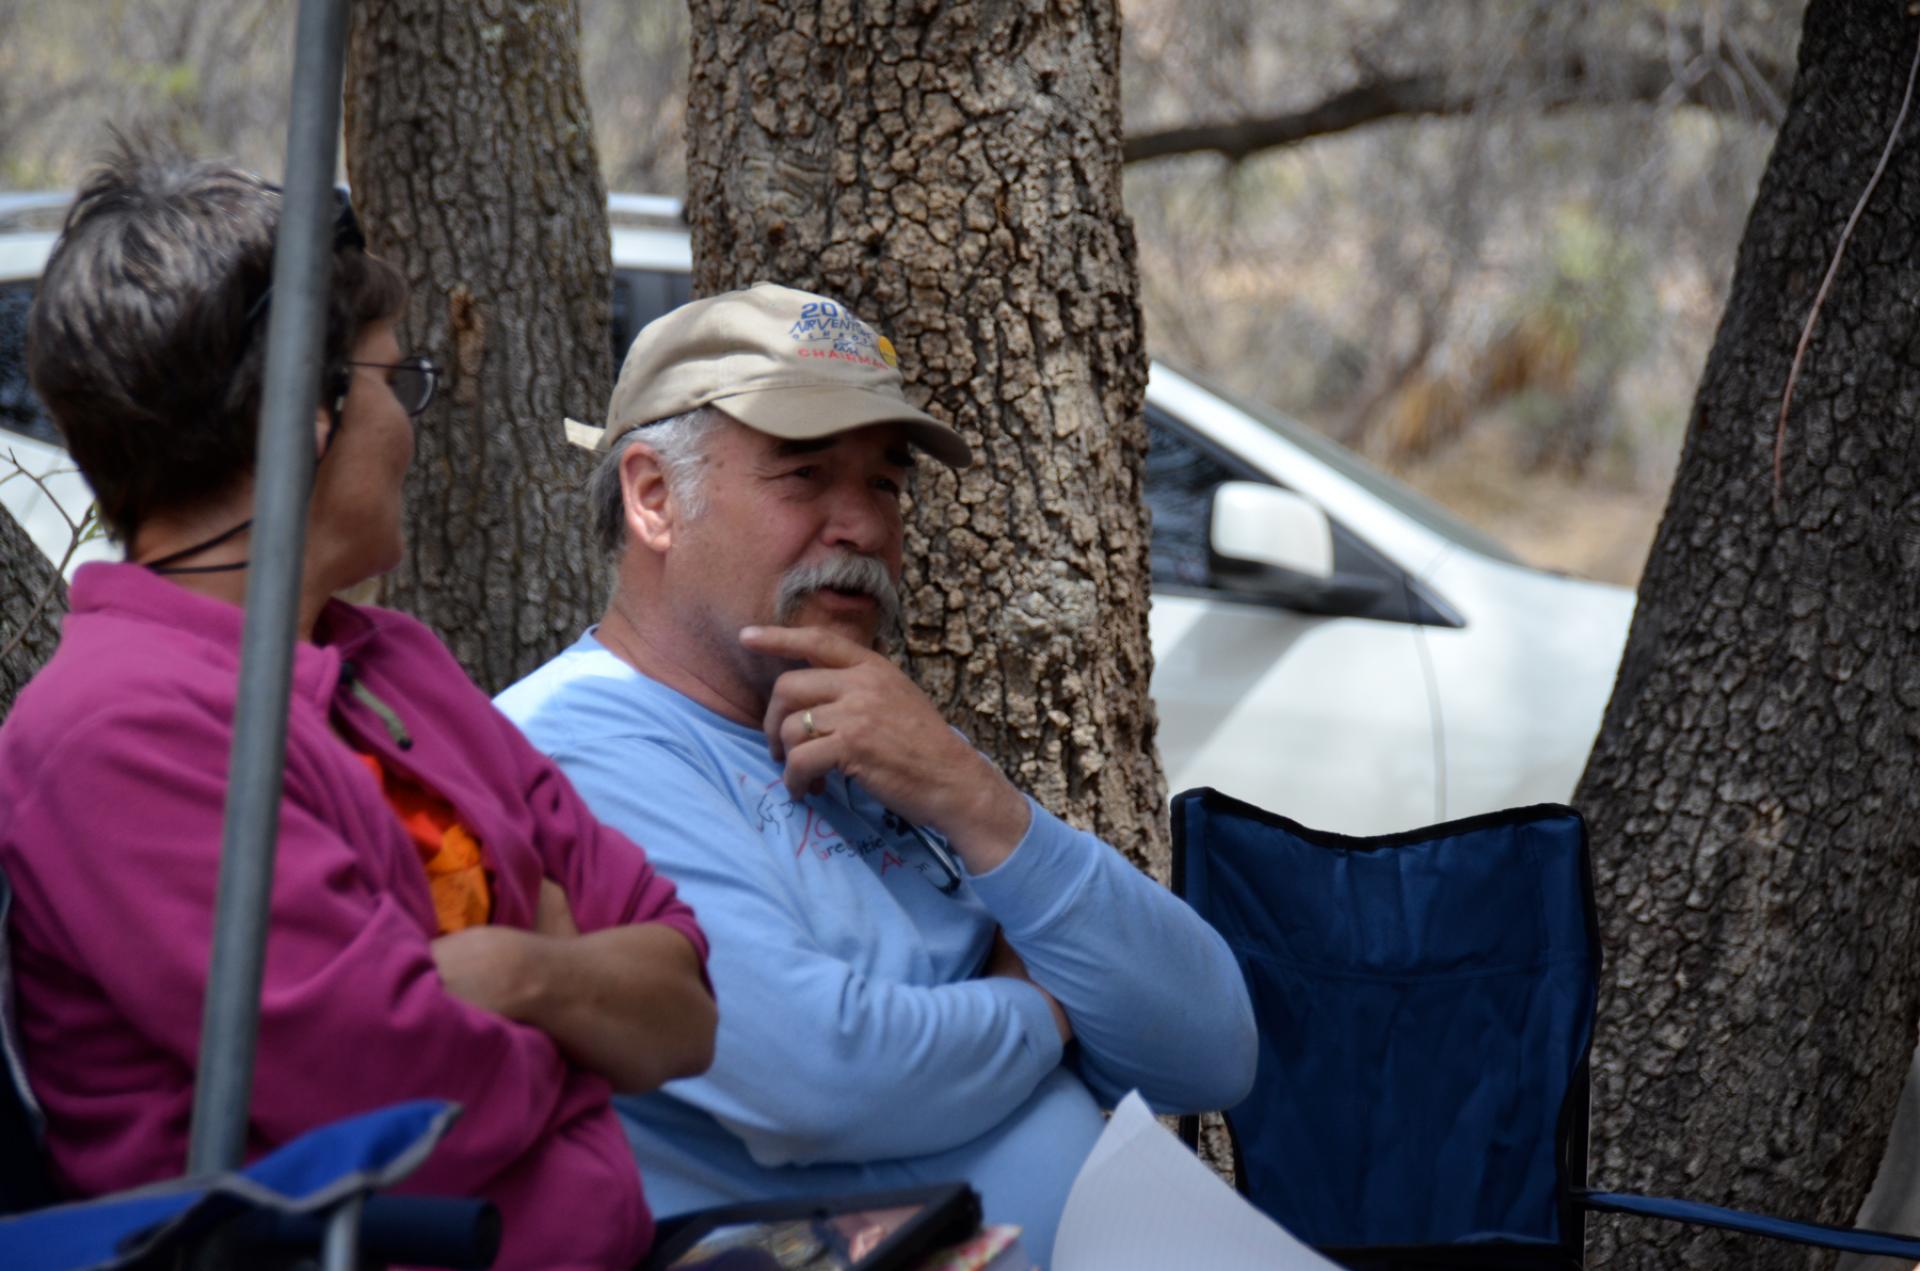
[431,877,714,1091]
[430,879,578,1019]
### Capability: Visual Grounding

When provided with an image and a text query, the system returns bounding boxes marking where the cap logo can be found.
[788,300,895,372]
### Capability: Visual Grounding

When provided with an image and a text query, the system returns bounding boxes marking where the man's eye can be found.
[787,466,819,480]
[874,477,903,497]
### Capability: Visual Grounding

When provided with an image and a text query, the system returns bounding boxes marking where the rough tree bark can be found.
[1575,5,1920,1267]
[344,0,612,693]
[0,503,64,719]
[684,0,1166,871]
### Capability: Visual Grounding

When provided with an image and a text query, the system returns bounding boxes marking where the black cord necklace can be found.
[141,518,253,575]
[138,394,347,577]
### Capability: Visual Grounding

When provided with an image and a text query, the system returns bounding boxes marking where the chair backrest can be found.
[1172,789,1598,1261]
[0,865,57,1215]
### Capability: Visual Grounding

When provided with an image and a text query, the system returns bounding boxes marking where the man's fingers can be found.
[782,736,839,800]
[761,667,845,757]
[776,706,824,759]
[741,623,870,669]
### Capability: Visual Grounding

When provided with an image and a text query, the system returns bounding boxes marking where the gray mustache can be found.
[774,552,902,632]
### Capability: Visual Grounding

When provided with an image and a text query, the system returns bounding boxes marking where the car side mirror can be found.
[1207,481,1390,616]
[1209,482,1333,578]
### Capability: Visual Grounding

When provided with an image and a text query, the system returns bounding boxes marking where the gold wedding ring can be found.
[802,708,817,739]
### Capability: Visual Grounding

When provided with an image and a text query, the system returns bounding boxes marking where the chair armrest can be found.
[229,1194,500,1268]
[1577,1188,1920,1260]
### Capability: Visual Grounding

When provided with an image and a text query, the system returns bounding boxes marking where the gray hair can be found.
[27,134,406,543]
[586,405,723,557]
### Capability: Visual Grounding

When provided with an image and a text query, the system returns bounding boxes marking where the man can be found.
[497,282,1256,1263]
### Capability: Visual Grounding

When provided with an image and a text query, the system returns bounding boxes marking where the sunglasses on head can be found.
[242,185,366,330]
[242,185,439,421]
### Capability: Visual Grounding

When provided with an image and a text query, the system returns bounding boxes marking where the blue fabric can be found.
[1174,790,1595,1251]
[0,1100,457,1270]
[1579,1191,1920,1259]
[497,631,1255,1265]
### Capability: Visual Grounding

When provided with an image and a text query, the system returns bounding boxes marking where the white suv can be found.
[0,192,1632,834]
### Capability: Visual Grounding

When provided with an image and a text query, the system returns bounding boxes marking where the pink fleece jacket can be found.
[0,563,708,1269]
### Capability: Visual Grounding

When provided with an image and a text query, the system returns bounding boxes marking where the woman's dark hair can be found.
[25,137,408,544]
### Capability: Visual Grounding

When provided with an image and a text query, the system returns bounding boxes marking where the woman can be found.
[0,140,715,1270]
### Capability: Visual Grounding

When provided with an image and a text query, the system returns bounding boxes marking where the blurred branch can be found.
[1123,44,1791,166]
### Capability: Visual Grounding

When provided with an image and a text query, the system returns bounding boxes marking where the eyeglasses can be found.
[341,355,441,418]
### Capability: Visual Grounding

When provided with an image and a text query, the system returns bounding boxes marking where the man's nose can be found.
[822,484,895,554]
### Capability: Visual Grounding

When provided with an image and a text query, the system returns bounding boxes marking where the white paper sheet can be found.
[1052,1092,1340,1270]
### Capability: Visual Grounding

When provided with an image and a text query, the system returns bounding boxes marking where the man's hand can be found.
[982,930,1072,1044]
[740,623,1032,874]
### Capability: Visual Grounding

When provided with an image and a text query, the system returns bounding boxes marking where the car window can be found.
[0,280,59,446]
[1145,404,1456,627]
[1161,363,1523,566]
[1145,406,1261,588]
[612,269,693,362]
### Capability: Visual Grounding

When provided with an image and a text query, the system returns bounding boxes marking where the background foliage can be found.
[0,0,1802,584]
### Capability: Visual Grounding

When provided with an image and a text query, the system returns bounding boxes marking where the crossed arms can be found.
[11,692,714,1198]
[542,625,1257,1167]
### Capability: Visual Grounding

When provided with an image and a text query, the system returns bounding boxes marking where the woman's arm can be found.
[431,880,716,1093]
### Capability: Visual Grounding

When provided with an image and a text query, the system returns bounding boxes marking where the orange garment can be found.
[355,751,492,934]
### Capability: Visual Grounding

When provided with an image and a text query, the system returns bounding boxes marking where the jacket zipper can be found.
[338,660,414,750]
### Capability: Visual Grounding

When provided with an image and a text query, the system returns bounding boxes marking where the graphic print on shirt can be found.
[738,771,803,833]
[736,774,844,860]
[736,771,954,890]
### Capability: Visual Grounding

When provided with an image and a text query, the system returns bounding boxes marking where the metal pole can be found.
[186,0,351,1175]
[320,1192,367,1271]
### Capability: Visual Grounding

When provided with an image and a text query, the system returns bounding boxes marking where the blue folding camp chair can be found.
[0,1100,499,1271]
[0,866,500,1270]
[1171,788,1920,1268]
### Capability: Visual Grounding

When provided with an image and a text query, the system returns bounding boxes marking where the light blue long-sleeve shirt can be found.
[496,632,1256,1262]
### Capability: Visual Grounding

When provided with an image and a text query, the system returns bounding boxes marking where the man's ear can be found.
[622,442,676,552]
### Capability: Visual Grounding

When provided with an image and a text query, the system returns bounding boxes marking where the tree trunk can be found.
[344,0,612,693]
[1575,6,1920,1266]
[0,503,64,719]
[683,0,1166,871]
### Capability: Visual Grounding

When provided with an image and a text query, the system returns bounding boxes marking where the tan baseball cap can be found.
[564,281,972,468]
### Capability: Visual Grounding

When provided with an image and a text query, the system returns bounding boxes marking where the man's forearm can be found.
[982,929,1071,1044]
[693,972,1065,1166]
[510,923,716,1094]
[971,805,1258,1111]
